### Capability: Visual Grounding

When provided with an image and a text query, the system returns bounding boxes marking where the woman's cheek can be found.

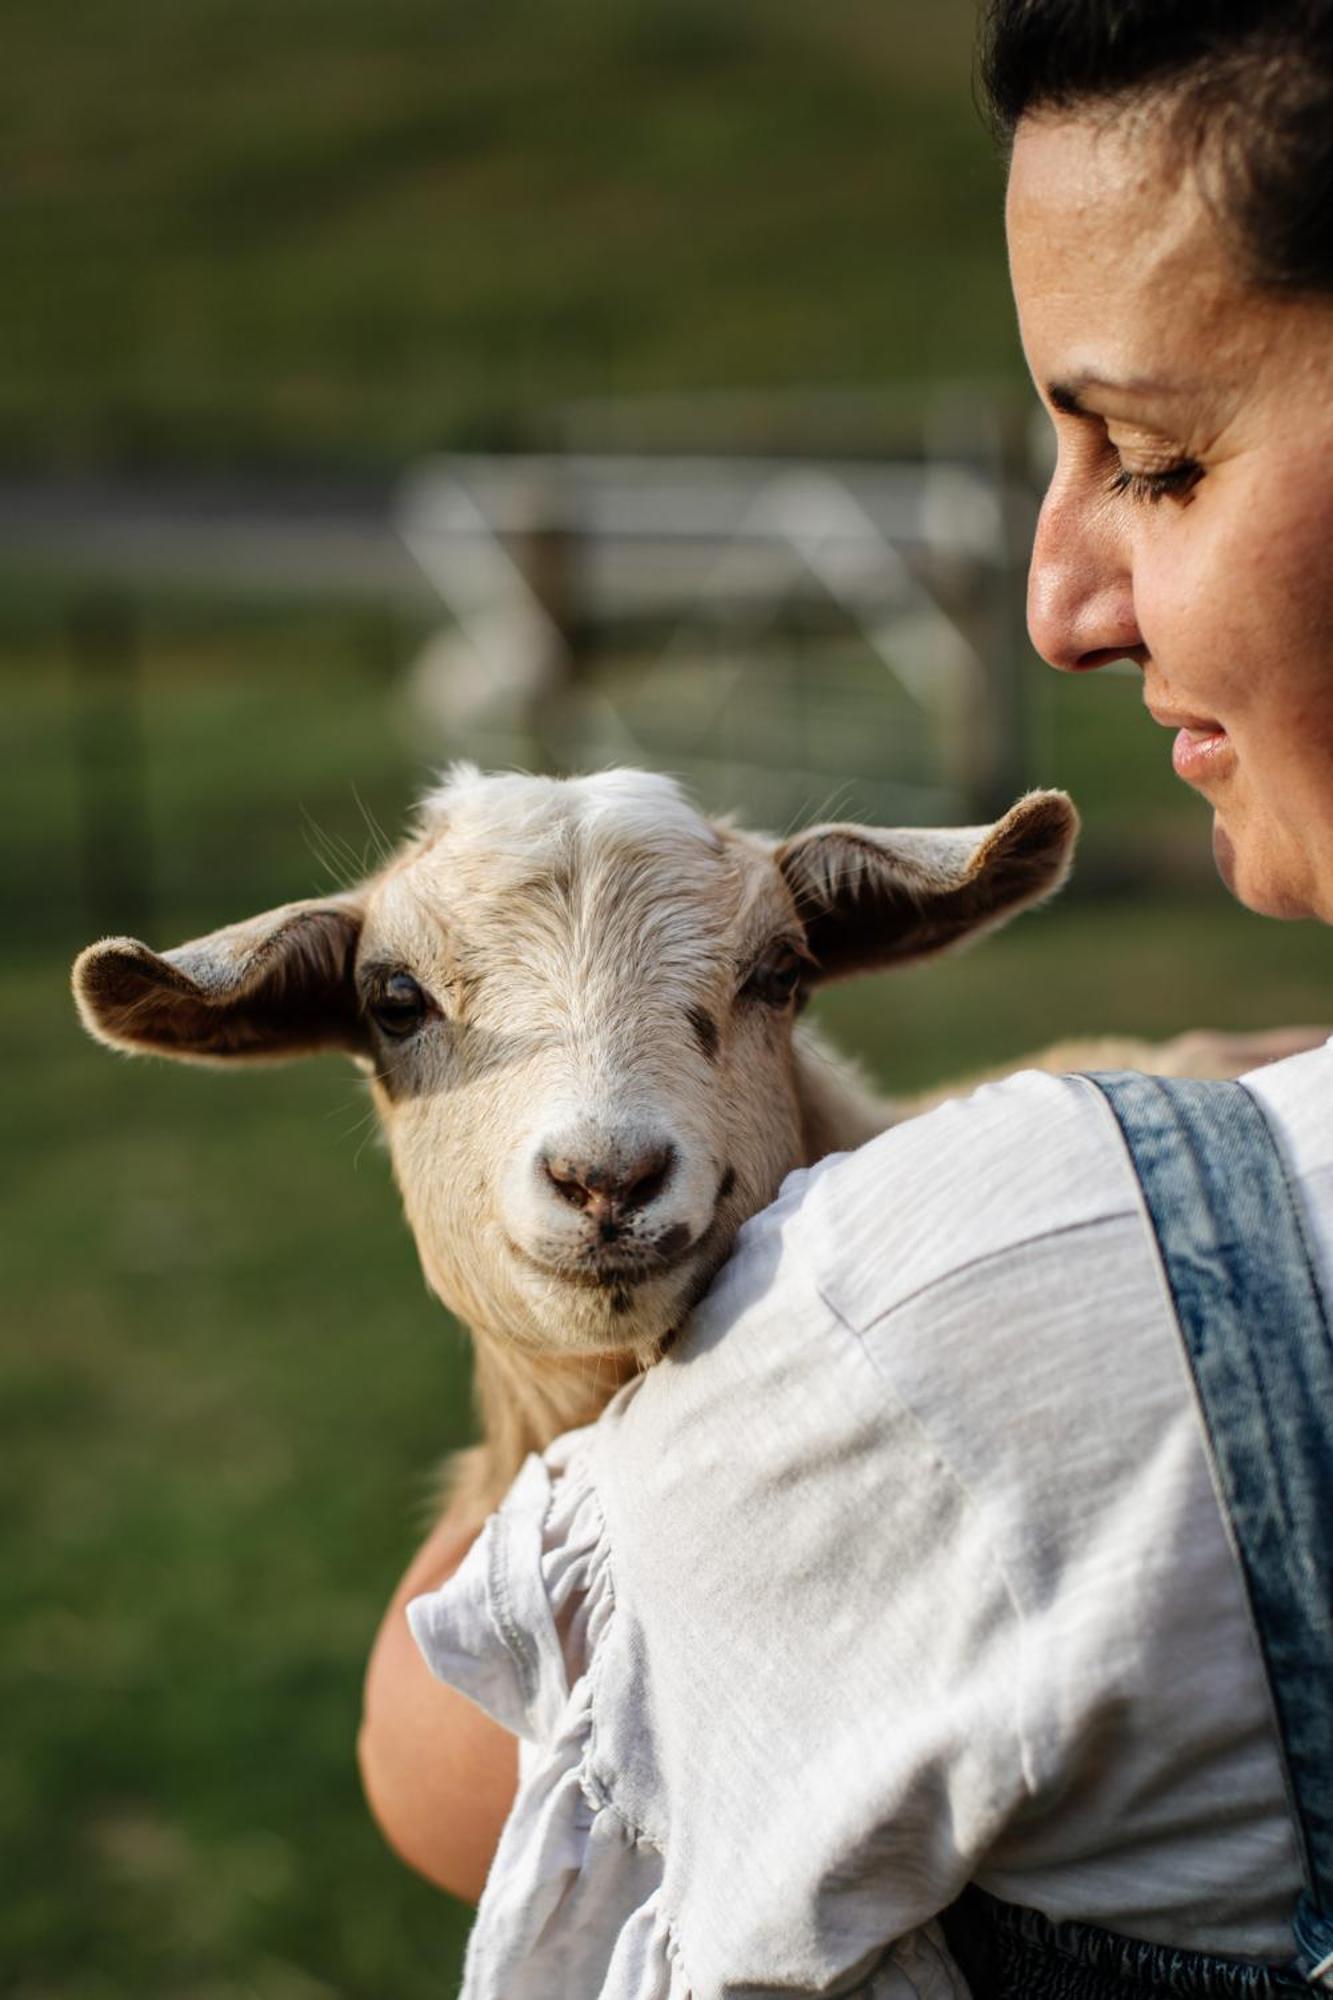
[1132,537,1226,688]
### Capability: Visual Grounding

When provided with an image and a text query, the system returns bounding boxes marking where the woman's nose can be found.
[1026,474,1144,673]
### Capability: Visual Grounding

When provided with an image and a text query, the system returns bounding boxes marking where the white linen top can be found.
[410,1045,1333,2000]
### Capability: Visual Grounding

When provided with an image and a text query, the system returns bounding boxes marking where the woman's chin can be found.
[1212,819,1318,921]
[1211,820,1238,893]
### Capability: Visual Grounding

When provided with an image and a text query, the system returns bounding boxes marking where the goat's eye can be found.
[742,945,806,1009]
[369,971,430,1038]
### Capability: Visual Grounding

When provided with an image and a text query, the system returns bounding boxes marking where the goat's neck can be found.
[452,1331,641,1521]
[792,1020,899,1165]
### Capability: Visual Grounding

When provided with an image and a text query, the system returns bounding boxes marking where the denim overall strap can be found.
[941,1072,1333,1999]
[1087,1073,1333,1986]
[1085,1072,1333,1982]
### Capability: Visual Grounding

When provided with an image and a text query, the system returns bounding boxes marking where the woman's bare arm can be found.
[358,1503,518,1904]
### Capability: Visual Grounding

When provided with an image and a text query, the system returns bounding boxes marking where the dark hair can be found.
[978,0,1333,291]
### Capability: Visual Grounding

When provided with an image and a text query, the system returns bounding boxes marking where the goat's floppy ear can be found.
[776,789,1078,984]
[72,895,367,1063]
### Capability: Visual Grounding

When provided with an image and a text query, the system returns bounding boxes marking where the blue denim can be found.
[942,1074,1333,1997]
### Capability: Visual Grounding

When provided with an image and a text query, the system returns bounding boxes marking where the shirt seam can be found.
[812,1205,1140,1333]
[817,1209,1146,1812]
[838,1306,1042,1807]
[486,1495,541,1713]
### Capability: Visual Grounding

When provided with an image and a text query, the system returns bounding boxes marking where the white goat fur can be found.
[76,765,1091,1517]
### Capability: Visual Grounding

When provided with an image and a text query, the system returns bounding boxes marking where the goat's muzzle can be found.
[540,1139,677,1228]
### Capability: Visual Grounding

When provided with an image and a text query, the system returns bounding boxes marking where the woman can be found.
[359,2,1333,1992]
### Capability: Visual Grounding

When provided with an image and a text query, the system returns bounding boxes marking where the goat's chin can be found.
[422,1204,743,1367]
[487,1206,733,1355]
[513,1265,692,1359]
[537,1221,745,1358]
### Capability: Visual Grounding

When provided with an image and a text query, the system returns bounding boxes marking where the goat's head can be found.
[73,767,1076,1364]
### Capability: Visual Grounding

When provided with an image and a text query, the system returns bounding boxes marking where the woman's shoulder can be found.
[783,1066,1141,1334]
[607,1067,1164,1551]
[783,1040,1333,1334]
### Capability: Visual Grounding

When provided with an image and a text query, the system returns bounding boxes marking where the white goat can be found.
[72,766,1221,1517]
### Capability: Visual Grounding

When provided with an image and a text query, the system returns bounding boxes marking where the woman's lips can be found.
[1148,705,1236,786]
[1171,724,1234,785]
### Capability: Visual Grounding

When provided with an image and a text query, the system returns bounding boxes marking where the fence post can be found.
[516,502,584,774]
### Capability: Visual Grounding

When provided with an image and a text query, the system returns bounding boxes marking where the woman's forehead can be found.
[1007,113,1193,251]
[1006,114,1241,365]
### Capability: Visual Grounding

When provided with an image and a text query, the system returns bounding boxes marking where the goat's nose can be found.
[541,1140,676,1223]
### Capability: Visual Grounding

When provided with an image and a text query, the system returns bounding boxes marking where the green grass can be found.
[7,603,1333,1995]
[2,0,1014,472]
[2,956,480,1996]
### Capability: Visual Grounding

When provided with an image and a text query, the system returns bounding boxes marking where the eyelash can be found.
[1107,458,1204,506]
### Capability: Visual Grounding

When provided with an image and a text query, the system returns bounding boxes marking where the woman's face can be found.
[1007,112,1333,920]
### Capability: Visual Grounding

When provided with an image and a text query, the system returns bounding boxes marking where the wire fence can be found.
[3,398,1041,947]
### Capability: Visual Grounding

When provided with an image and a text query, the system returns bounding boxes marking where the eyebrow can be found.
[1048,374,1189,415]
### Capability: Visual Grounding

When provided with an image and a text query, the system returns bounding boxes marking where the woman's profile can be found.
[360,3,1333,1992]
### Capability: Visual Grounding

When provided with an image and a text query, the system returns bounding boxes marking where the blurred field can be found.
[3,0,1013,472]
[5,596,1333,1996]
